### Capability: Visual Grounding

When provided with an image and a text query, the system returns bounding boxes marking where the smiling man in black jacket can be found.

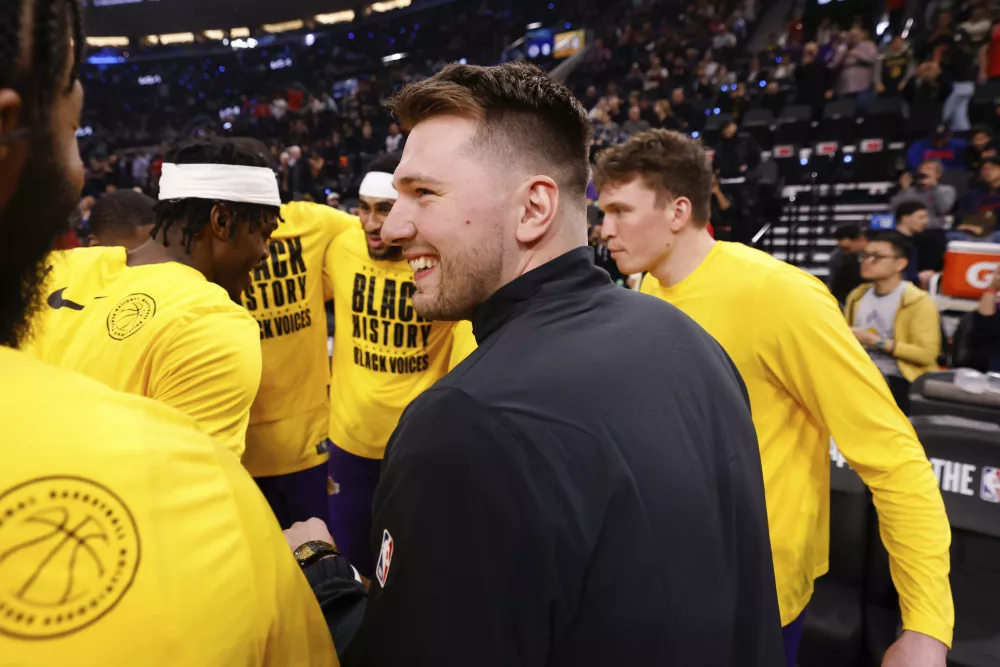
[290,62,783,667]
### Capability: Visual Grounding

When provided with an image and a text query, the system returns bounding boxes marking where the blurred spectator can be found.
[846,230,942,413]
[903,61,953,126]
[787,8,805,45]
[710,174,735,240]
[947,212,1000,242]
[713,119,761,178]
[875,36,914,97]
[828,224,868,305]
[654,100,684,131]
[969,270,1000,372]
[958,154,1000,215]
[891,159,956,230]
[943,30,979,132]
[591,108,624,155]
[622,105,652,135]
[980,17,1000,82]
[385,123,404,153]
[670,87,693,128]
[965,124,997,181]
[907,125,968,171]
[892,200,946,287]
[795,42,834,117]
[961,5,993,42]
[831,27,878,107]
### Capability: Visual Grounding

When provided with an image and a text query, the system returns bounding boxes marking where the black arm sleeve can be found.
[347,388,555,667]
[303,556,369,659]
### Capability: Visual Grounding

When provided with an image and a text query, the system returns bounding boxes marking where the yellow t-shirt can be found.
[448,319,478,369]
[641,241,953,645]
[324,227,456,459]
[241,202,358,477]
[0,347,338,666]
[28,247,261,457]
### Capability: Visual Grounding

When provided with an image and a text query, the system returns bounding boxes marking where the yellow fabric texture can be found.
[641,241,953,645]
[323,227,456,459]
[448,319,478,369]
[844,282,942,383]
[0,347,338,666]
[28,247,260,457]
[241,202,357,477]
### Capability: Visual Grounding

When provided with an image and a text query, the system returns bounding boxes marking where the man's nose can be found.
[381,201,416,247]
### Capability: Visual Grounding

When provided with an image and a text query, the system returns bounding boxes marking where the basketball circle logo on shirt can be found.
[106,293,156,341]
[0,476,141,639]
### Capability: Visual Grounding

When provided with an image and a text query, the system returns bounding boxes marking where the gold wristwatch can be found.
[293,540,340,568]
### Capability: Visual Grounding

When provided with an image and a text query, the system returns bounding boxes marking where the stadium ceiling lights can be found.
[231,27,251,38]
[262,20,304,34]
[526,22,543,29]
[155,32,195,45]
[382,52,408,64]
[316,11,356,25]
[86,36,129,47]
[370,0,412,13]
[203,30,226,41]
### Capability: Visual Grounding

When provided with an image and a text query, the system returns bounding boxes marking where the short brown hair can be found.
[593,129,713,226]
[388,61,592,204]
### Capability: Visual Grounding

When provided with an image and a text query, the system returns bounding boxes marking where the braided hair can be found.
[153,137,281,252]
[0,0,84,128]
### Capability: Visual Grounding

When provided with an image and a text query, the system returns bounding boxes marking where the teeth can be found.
[408,256,438,271]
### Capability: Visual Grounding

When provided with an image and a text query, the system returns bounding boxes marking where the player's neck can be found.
[649,228,716,288]
[873,274,903,296]
[127,238,201,273]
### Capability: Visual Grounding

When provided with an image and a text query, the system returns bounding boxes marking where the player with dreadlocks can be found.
[1,1,342,664]
[29,136,279,456]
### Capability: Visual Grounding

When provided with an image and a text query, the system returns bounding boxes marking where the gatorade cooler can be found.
[940,241,1000,299]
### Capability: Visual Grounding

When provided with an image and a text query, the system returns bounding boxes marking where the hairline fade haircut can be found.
[593,129,714,227]
[388,62,593,209]
[89,190,156,239]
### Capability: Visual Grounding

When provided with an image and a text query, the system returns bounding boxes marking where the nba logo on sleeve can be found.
[375,529,394,587]
[981,467,1000,503]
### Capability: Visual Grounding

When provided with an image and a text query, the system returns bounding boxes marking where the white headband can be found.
[159,163,281,207]
[359,171,398,201]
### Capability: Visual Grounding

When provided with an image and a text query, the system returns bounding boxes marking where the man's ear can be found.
[515,176,559,245]
[209,202,233,241]
[0,89,26,209]
[667,196,694,233]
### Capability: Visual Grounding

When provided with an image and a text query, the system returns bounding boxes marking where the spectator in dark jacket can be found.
[828,224,868,305]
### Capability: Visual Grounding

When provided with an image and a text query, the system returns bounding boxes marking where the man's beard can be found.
[0,131,81,348]
[413,238,503,322]
[368,244,403,261]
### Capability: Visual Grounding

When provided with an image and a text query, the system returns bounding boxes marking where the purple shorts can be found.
[254,455,330,530]
[782,611,806,667]
[327,443,383,579]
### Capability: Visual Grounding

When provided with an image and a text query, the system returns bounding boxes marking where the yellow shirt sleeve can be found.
[757,270,954,647]
[214,444,340,665]
[150,310,262,457]
[312,206,359,301]
[448,320,478,370]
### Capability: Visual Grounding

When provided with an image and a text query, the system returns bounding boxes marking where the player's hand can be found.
[283,517,336,552]
[851,327,880,347]
[989,270,1000,291]
[881,630,948,667]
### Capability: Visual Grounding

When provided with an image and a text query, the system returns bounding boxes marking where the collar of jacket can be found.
[470,246,611,344]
